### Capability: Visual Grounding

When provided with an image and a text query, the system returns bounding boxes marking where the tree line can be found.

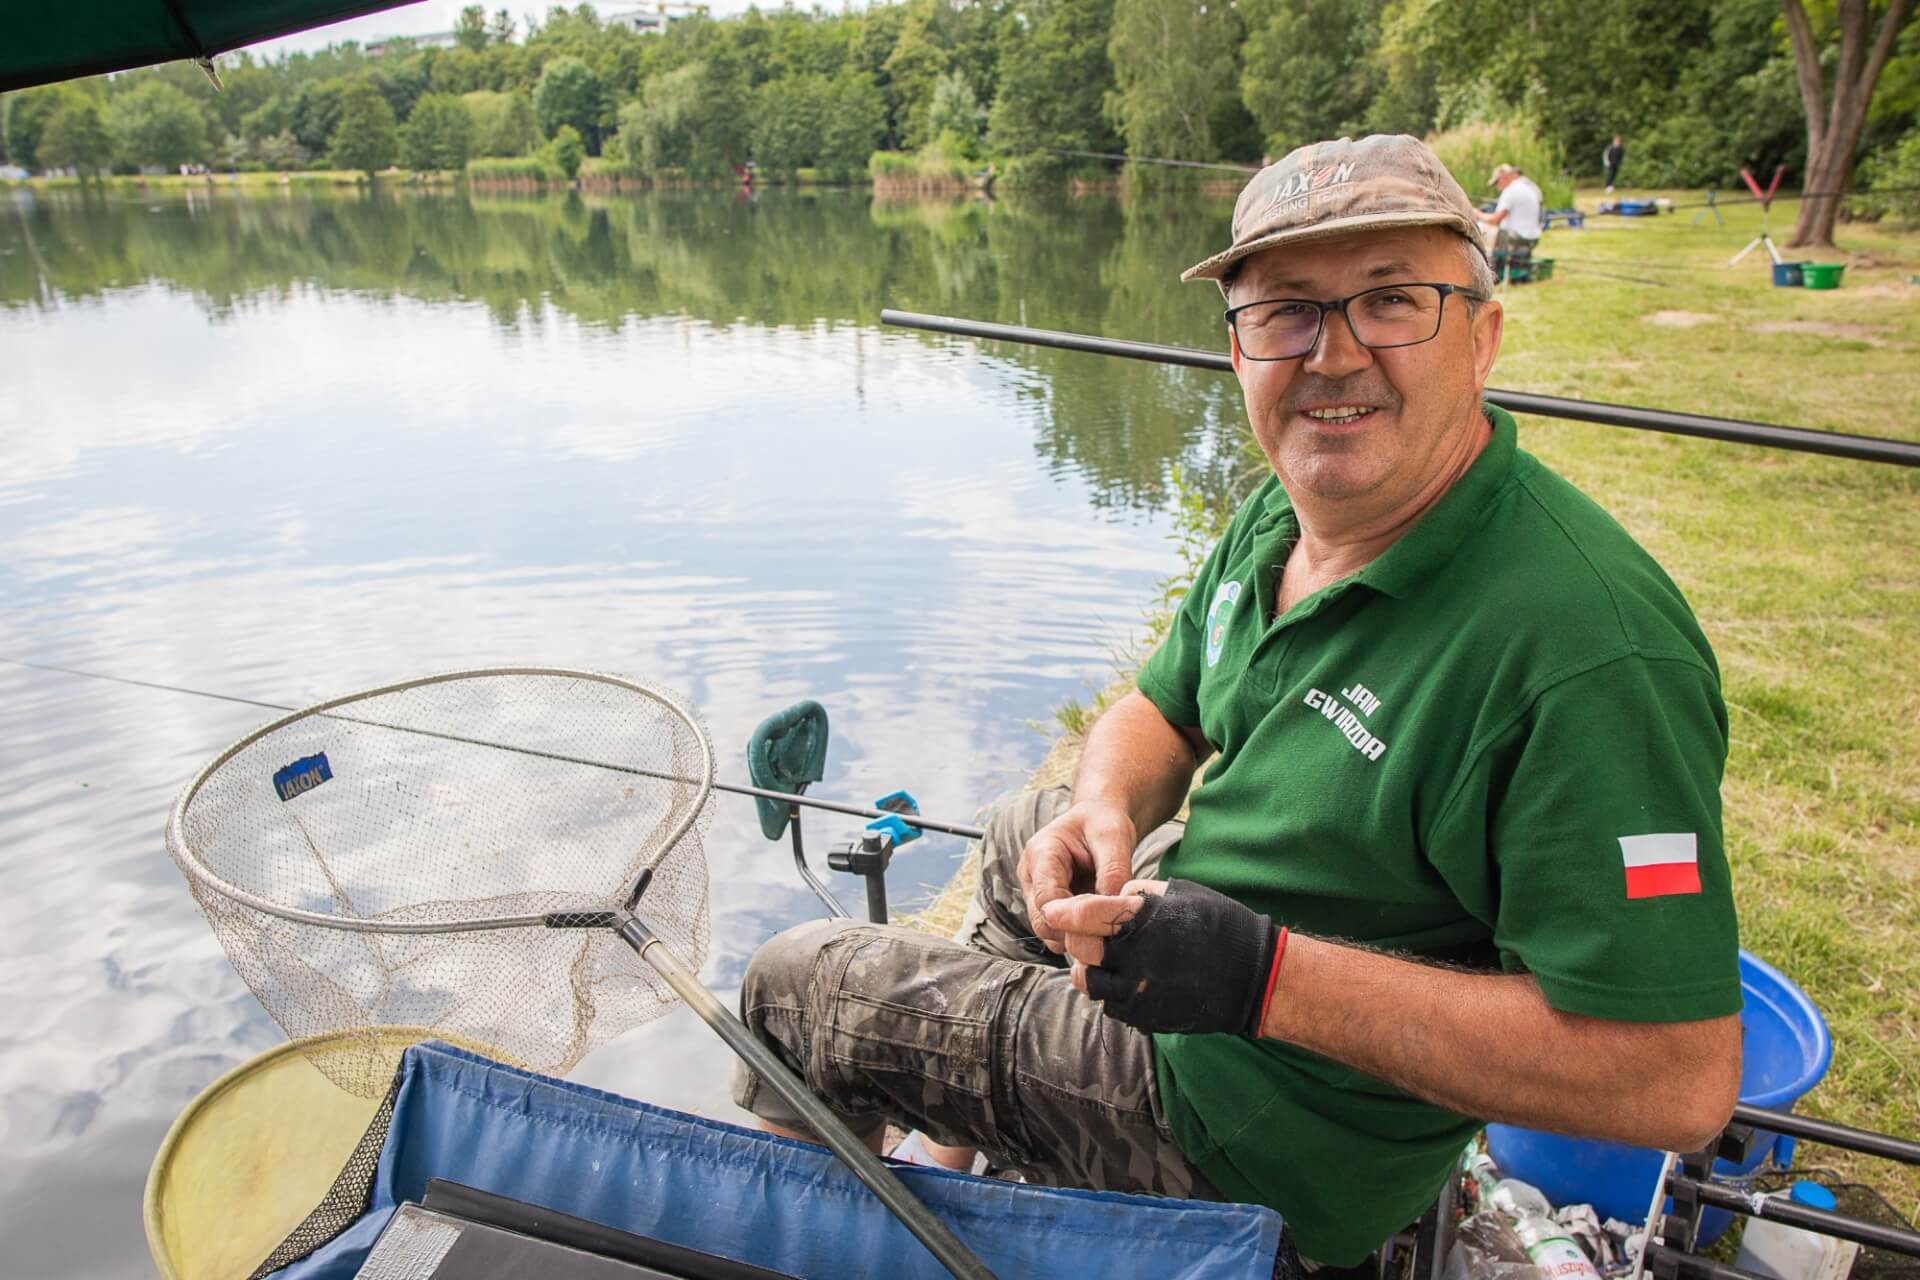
[2,1,1914,209]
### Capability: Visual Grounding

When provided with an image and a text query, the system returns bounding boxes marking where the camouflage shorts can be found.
[731,786,1212,1200]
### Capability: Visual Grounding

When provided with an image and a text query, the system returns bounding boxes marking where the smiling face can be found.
[1226,226,1503,515]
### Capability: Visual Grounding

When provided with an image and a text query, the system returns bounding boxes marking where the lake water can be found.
[0,183,1247,1275]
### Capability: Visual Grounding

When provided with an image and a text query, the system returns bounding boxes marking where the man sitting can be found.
[1479,162,1545,282]
[732,133,1742,1268]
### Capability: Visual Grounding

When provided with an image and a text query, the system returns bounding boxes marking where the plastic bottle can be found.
[1463,1147,1502,1201]
[1733,1183,1861,1280]
[1511,1214,1604,1280]
[1489,1178,1556,1222]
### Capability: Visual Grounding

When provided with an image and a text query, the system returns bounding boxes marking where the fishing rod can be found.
[1551,263,1669,287]
[878,309,1920,469]
[0,656,987,840]
[1049,148,1261,174]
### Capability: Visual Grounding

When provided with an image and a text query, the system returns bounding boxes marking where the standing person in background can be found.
[1604,135,1626,192]
[1477,163,1543,282]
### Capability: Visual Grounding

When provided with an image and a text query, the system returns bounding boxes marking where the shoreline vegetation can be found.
[0,153,1185,196]
[6,0,1915,226]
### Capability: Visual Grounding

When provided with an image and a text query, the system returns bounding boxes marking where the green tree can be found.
[850,2,910,146]
[987,0,1119,161]
[40,92,114,177]
[884,0,956,149]
[751,75,827,175]
[106,81,210,169]
[257,129,311,170]
[1239,0,1385,155]
[291,80,346,153]
[489,9,518,44]
[455,5,491,53]
[535,55,608,152]
[925,69,986,154]
[1105,0,1244,160]
[819,71,888,179]
[4,86,72,171]
[241,93,295,144]
[616,66,700,174]
[464,91,541,156]
[400,93,473,171]
[431,47,487,95]
[546,123,586,179]
[328,79,399,177]
[1781,0,1918,247]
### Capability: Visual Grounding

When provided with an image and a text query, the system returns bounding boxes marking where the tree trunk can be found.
[1781,0,1914,248]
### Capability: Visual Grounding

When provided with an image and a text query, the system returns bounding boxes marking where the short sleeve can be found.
[1429,652,1742,1023]
[1136,535,1230,730]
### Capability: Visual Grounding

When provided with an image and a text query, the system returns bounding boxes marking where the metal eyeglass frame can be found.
[1224,282,1488,361]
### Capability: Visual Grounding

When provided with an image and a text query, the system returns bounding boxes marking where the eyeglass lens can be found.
[1235,285,1449,359]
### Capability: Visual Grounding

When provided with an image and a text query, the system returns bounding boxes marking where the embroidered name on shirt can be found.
[1303,687,1387,761]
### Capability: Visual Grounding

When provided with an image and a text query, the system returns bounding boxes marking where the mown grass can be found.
[1497,193,1918,1210]
[922,189,1920,1213]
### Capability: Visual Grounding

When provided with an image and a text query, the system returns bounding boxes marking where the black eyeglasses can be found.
[1224,283,1486,362]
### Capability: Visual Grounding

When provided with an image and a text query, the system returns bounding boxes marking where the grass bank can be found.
[916,188,1920,1211]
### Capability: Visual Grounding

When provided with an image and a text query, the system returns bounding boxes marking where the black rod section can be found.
[1731,1103,1920,1166]
[1665,1175,1920,1258]
[1641,1243,1775,1280]
[879,310,1920,469]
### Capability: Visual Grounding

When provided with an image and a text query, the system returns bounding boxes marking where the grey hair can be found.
[1462,236,1497,304]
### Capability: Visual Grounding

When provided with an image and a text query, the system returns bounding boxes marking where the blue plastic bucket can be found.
[1773,261,1806,287]
[1486,951,1831,1244]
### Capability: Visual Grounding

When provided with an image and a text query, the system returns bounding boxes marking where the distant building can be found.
[366,31,462,57]
[604,3,708,35]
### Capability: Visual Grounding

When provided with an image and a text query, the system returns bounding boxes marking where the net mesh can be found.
[168,670,714,1096]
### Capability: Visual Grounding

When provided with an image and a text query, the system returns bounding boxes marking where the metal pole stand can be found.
[829,830,897,924]
[1729,165,1786,267]
[1728,231,1780,267]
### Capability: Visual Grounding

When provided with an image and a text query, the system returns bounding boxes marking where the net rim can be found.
[163,665,715,936]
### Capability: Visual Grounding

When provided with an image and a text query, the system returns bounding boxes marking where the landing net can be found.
[165,668,714,1095]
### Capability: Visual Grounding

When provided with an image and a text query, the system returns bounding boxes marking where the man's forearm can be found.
[1071,691,1204,835]
[1260,934,1742,1152]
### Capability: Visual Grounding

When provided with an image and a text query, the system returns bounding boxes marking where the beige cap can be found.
[1182,134,1488,284]
[1489,163,1519,184]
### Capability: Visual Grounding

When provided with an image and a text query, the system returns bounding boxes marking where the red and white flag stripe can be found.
[1619,833,1701,899]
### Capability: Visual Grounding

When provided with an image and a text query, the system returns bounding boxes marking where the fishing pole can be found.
[1551,263,1670,287]
[0,656,988,840]
[1049,148,1261,174]
[878,309,1920,469]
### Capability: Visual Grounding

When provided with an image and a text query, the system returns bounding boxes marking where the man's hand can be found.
[1017,802,1141,953]
[1042,879,1281,1036]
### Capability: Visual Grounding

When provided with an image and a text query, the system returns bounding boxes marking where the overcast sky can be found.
[243,1,824,59]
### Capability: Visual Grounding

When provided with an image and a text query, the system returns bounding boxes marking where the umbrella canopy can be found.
[1,1,422,92]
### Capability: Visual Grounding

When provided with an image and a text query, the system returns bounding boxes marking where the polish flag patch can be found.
[1619,833,1701,899]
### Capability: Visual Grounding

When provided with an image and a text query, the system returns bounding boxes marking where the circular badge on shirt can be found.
[1204,580,1242,668]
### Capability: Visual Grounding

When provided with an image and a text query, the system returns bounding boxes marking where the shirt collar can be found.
[1250,404,1521,600]
[1356,403,1520,599]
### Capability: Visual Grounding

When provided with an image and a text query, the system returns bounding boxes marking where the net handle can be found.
[164,667,715,935]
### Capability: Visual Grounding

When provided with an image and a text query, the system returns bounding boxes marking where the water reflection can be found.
[3,185,1249,514]
[0,185,1252,1276]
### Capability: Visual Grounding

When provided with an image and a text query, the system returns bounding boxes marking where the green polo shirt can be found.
[1135,406,1740,1265]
